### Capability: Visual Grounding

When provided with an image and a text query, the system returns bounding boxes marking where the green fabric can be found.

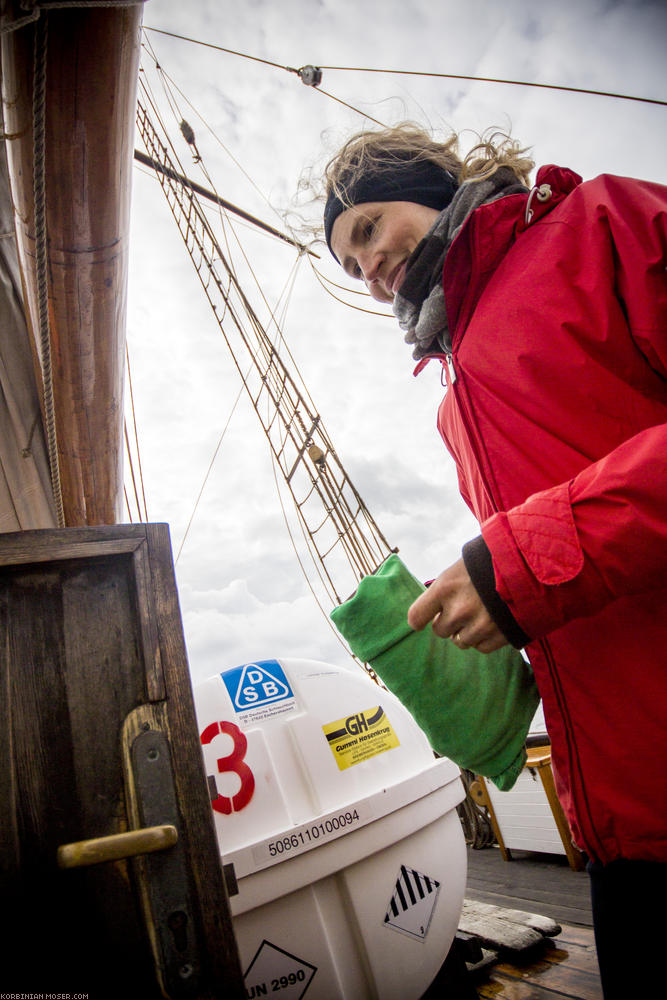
[330,554,540,790]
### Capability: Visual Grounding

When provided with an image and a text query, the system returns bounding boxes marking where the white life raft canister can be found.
[194,656,466,999]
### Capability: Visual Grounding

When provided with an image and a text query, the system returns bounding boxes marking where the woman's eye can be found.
[362,219,377,241]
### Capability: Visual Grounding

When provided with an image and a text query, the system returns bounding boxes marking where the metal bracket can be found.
[131,727,203,998]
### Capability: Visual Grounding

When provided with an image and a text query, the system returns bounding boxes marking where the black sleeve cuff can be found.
[462,535,530,649]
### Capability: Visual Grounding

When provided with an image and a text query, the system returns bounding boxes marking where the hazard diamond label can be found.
[221,659,296,724]
[243,939,317,999]
[383,865,441,940]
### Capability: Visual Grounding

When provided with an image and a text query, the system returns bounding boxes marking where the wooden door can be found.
[0,524,244,998]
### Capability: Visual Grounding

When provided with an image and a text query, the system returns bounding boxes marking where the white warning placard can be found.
[243,940,317,999]
[383,865,441,941]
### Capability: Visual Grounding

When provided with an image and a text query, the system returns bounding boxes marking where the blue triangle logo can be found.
[221,659,294,710]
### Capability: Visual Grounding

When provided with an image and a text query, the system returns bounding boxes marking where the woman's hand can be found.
[407,558,509,653]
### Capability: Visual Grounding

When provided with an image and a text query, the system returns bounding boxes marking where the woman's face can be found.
[330,200,439,303]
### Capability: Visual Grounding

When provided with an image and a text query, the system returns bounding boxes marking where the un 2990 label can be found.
[244,940,317,999]
[246,970,307,997]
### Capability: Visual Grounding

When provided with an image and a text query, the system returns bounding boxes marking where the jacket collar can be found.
[414,164,583,375]
[518,164,583,230]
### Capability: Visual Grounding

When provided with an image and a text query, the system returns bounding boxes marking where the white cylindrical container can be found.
[194,657,467,999]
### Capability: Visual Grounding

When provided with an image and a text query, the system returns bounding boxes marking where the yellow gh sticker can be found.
[323,706,400,771]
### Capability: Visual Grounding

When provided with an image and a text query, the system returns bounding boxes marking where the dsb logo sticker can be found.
[222,659,295,715]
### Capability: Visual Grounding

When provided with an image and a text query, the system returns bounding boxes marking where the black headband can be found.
[324,155,458,261]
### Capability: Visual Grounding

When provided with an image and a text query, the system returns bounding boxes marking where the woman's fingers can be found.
[408,558,510,653]
[408,585,449,632]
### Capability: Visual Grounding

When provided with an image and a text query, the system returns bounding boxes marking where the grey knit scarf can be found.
[393,167,528,359]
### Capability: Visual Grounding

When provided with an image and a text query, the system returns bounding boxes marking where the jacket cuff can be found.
[462,535,530,648]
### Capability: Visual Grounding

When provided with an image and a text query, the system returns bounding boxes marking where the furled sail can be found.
[0,1,144,525]
[0,139,56,530]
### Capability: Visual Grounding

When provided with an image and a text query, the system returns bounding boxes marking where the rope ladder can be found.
[136,95,395,609]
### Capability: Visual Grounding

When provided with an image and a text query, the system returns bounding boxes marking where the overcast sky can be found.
[126,0,667,688]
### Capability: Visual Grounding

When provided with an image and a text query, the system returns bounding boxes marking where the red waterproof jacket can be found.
[420,165,667,864]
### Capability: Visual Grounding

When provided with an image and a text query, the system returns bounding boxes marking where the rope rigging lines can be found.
[135,20,665,641]
[32,12,65,527]
[135,88,395,612]
[141,36,316,252]
[139,37,394,321]
[314,64,667,109]
[143,24,667,110]
[123,344,149,524]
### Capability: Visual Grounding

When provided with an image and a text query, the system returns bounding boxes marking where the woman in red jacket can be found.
[322,123,667,999]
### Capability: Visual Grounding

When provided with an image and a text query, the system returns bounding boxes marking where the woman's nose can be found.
[358,249,382,284]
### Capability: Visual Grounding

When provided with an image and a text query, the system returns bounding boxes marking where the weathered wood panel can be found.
[459,899,560,951]
[0,524,244,997]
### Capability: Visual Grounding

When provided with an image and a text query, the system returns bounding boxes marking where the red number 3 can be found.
[200,720,255,814]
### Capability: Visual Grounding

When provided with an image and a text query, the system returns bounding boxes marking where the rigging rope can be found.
[143,36,272,202]
[175,381,245,565]
[143,25,667,109]
[310,86,385,127]
[317,64,667,109]
[135,95,394,609]
[140,39,318,256]
[125,343,149,521]
[175,251,303,565]
[313,269,378,297]
[140,40,317,275]
[265,274,373,672]
[138,65,242,296]
[140,54,325,418]
[140,37,410,323]
[123,485,132,522]
[144,25,301,76]
[308,257,394,317]
[154,78,310,567]
[267,433,367,669]
[134,60,394,680]
[32,12,65,527]
[124,419,143,520]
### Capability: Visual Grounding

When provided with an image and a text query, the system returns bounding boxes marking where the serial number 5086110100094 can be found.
[267,809,361,857]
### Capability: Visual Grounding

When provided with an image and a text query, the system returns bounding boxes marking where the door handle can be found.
[57,824,178,869]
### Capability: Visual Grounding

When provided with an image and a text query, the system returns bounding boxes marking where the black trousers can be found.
[588,857,667,999]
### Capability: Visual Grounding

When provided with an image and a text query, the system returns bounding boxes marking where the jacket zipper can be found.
[443,226,506,506]
[446,343,505,512]
[455,357,601,854]
[540,637,603,860]
[445,222,602,858]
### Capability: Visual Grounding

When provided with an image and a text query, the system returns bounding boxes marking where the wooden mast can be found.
[1,2,143,525]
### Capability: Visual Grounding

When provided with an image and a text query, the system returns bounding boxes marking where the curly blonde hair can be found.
[323,122,534,209]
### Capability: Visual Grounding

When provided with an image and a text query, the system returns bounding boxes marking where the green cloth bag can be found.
[330,553,540,790]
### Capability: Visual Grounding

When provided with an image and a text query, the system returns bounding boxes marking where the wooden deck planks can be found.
[462,846,602,998]
[477,981,557,999]
[477,926,602,999]
[465,846,593,928]
[477,936,601,998]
